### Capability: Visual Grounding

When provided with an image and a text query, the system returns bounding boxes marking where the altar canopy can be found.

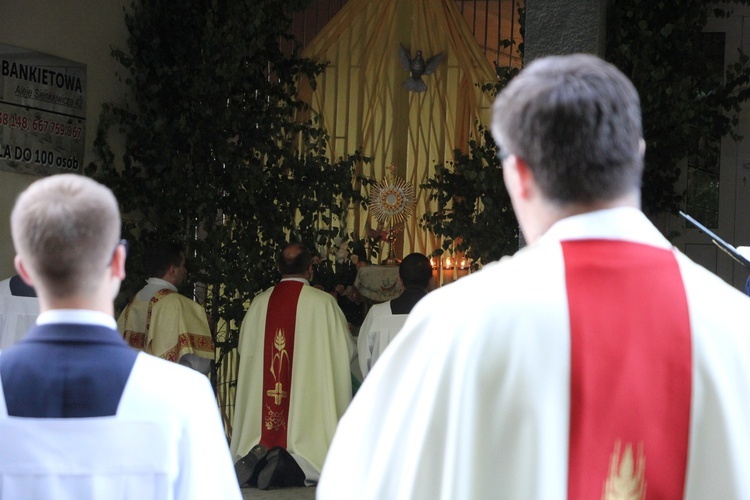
[299,0,497,259]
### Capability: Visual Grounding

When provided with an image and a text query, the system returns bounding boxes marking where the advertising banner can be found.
[0,44,86,176]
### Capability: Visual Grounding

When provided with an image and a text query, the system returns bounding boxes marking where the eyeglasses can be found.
[109,239,130,266]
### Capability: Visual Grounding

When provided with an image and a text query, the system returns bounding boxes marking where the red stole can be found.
[260,280,304,449]
[563,240,692,499]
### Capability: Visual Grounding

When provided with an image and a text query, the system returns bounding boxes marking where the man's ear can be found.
[110,243,127,281]
[14,255,34,287]
[513,156,535,200]
[503,155,535,201]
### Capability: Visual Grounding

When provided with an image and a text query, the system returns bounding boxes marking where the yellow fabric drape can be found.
[300,0,497,260]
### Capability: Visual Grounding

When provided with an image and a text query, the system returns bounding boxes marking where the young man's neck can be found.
[522,191,641,245]
[38,296,114,316]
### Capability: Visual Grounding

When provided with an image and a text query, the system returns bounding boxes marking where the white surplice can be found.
[318,208,750,500]
[357,301,409,377]
[0,352,241,500]
[0,278,38,349]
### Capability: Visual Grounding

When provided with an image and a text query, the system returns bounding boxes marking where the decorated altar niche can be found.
[297,0,499,261]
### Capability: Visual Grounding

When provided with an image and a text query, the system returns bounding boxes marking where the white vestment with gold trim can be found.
[118,278,214,374]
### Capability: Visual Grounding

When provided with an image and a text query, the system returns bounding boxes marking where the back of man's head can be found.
[10,174,121,298]
[277,243,312,276]
[145,241,184,278]
[399,253,432,289]
[491,53,643,206]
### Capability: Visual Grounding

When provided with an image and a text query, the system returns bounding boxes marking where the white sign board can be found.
[0,44,86,175]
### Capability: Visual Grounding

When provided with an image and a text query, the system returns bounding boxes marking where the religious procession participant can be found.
[231,242,355,490]
[0,174,240,499]
[357,252,431,377]
[0,274,38,349]
[118,241,214,374]
[318,54,750,499]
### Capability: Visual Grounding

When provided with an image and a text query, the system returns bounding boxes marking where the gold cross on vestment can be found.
[267,382,288,405]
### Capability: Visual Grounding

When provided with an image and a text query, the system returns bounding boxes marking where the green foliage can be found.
[420,5,525,266]
[606,0,750,215]
[423,1,750,265]
[86,0,368,352]
[421,127,519,266]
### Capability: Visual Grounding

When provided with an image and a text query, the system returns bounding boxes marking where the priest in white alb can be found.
[230,242,355,490]
[118,241,214,374]
[318,54,750,500]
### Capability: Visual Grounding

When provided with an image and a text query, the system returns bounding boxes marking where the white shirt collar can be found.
[146,277,177,292]
[37,309,118,330]
[540,207,671,249]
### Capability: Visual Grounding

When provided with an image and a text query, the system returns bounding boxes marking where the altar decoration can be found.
[368,164,416,264]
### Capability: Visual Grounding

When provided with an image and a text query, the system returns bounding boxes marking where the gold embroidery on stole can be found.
[603,441,646,500]
[265,328,289,430]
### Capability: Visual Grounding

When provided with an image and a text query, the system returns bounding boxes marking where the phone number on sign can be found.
[0,112,83,140]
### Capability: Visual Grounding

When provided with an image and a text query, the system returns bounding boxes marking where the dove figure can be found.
[399,44,445,93]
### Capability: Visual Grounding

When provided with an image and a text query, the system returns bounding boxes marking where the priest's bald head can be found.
[491,53,645,244]
[277,242,313,279]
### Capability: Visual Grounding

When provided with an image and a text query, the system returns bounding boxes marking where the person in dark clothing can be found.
[356,253,431,377]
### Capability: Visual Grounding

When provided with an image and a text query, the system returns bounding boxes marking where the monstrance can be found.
[368,164,416,264]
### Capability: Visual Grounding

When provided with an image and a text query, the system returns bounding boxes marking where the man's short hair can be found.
[10,174,121,297]
[399,253,432,289]
[145,241,184,278]
[277,243,312,276]
[491,53,644,205]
